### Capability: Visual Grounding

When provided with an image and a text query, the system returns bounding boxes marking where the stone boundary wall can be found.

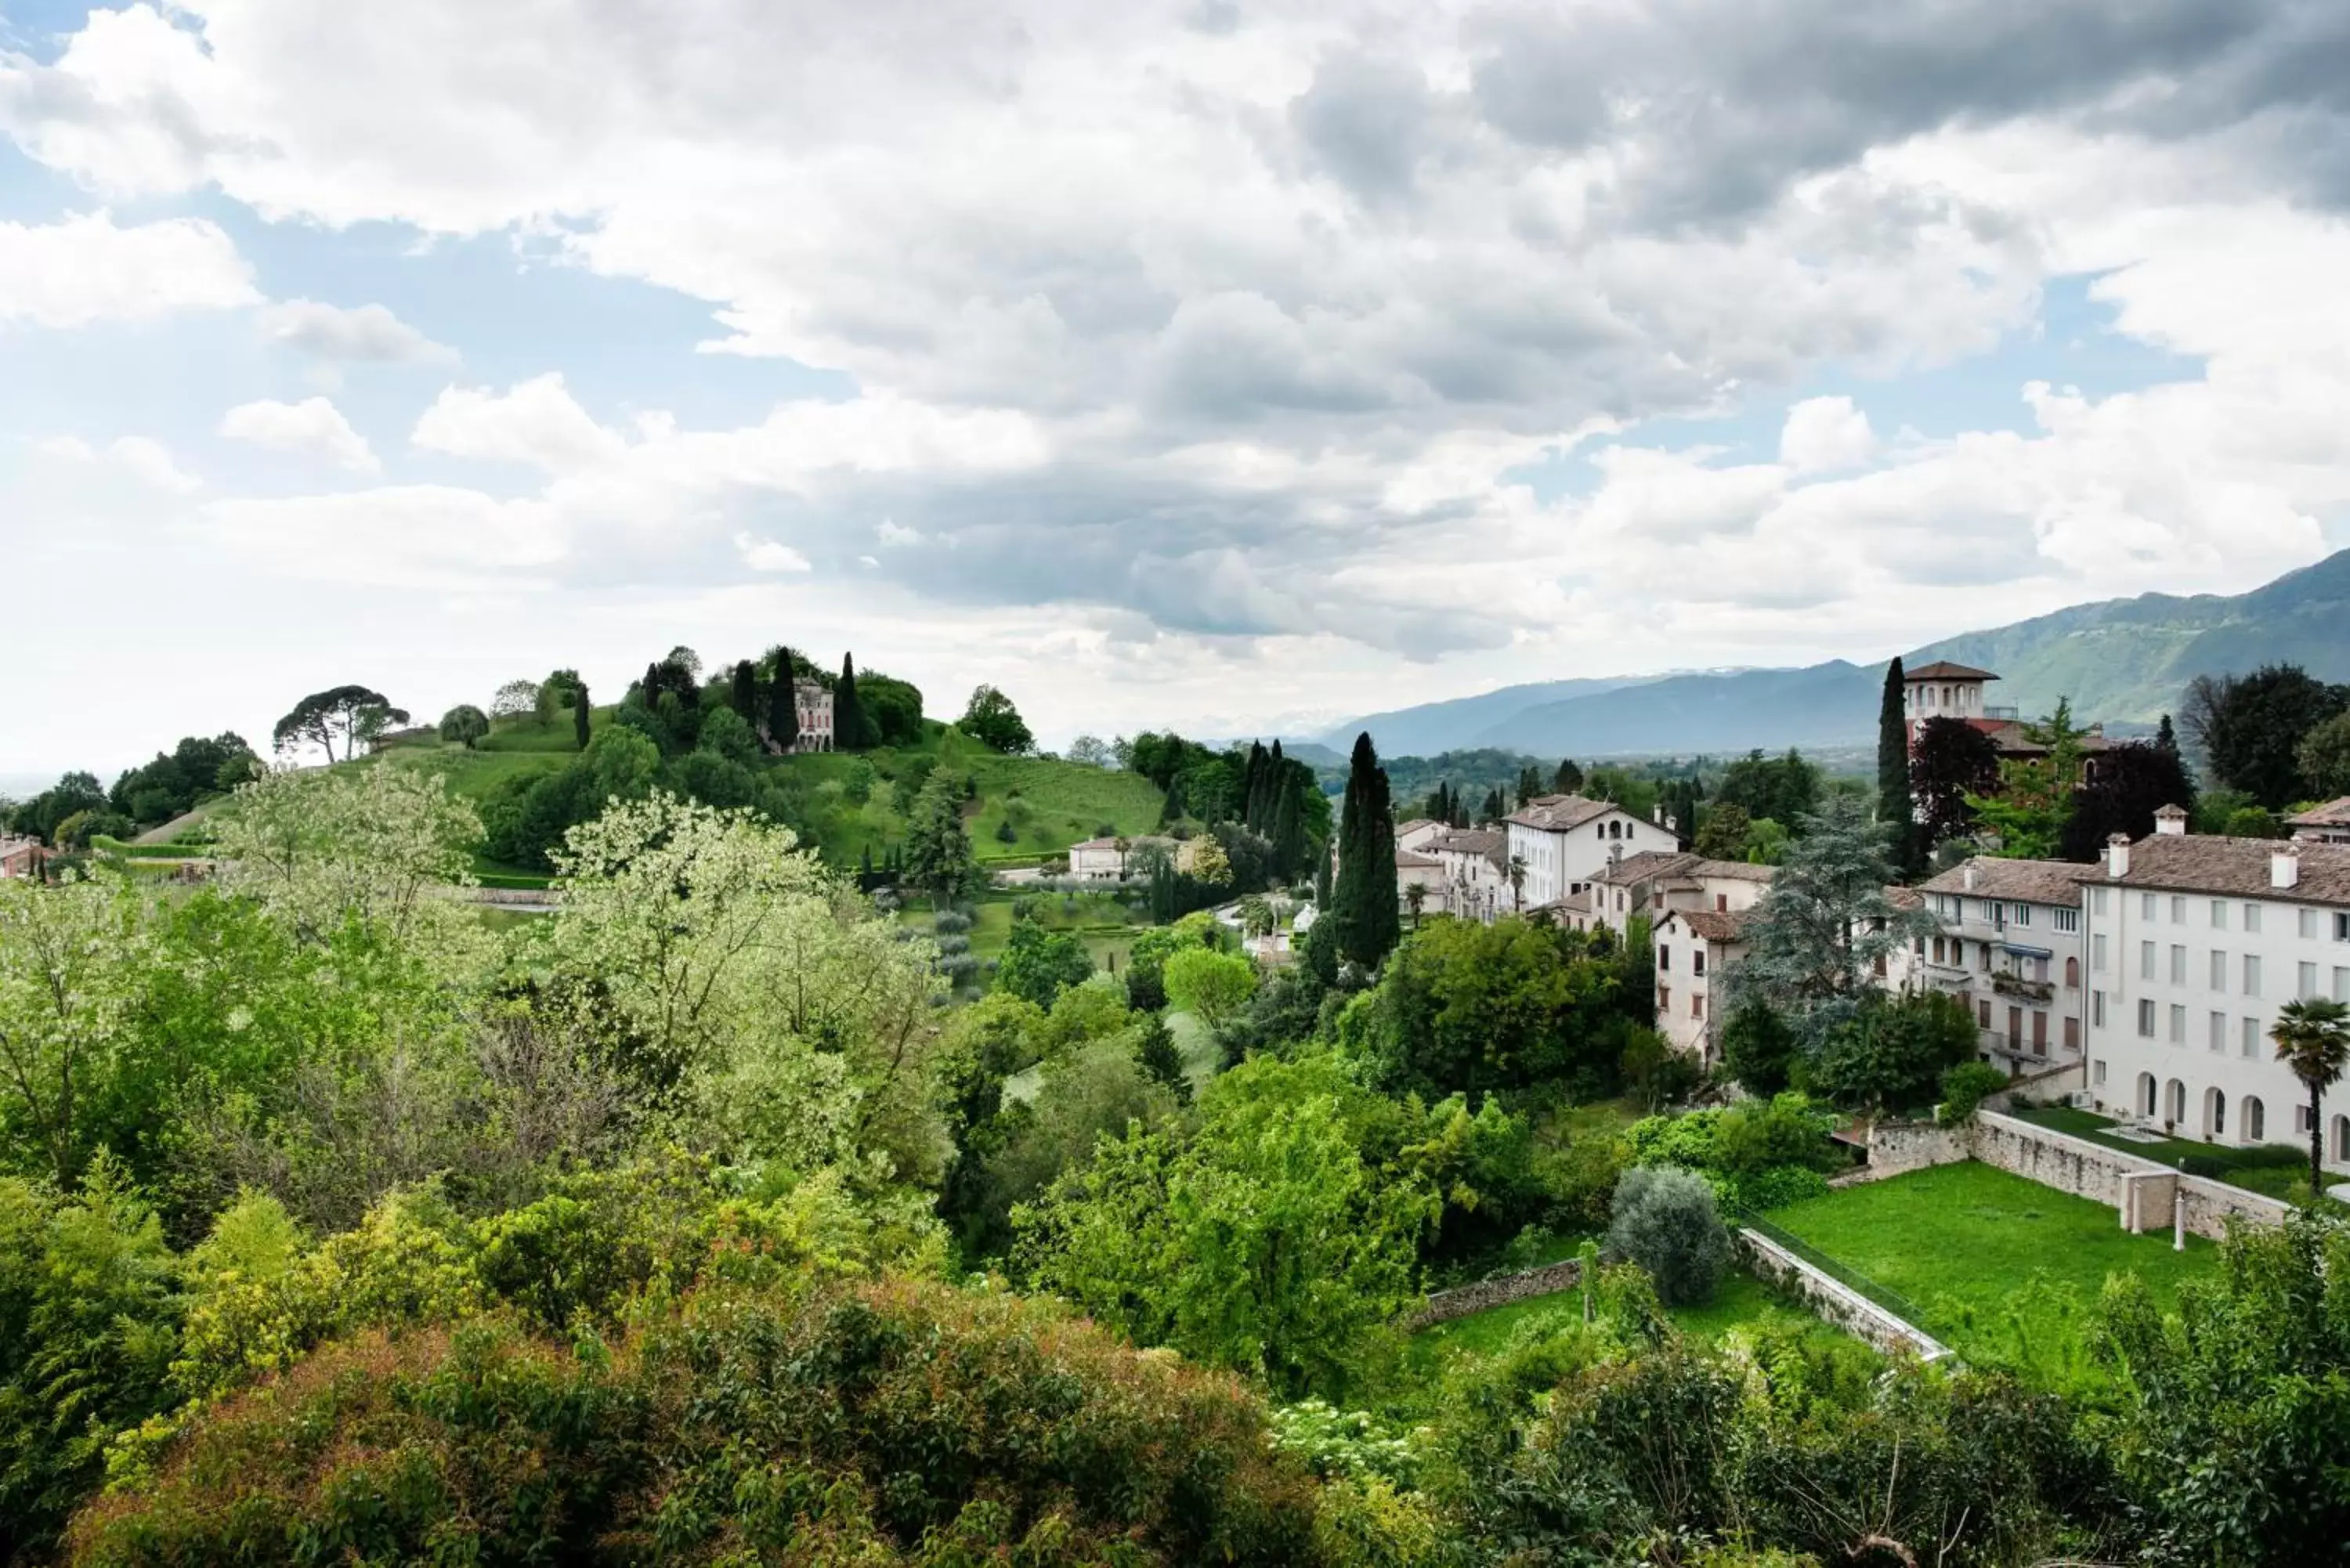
[1970,1110,2294,1241]
[1841,1122,1967,1184]
[1737,1230,1952,1362]
[1414,1257,1583,1326]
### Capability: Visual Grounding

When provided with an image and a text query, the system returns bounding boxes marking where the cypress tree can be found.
[731,659,757,718]
[573,681,592,750]
[768,648,800,754]
[1272,783,1301,882]
[1246,742,1271,831]
[1878,657,1922,879]
[1332,731,1400,968]
[836,653,867,752]
[1482,786,1505,823]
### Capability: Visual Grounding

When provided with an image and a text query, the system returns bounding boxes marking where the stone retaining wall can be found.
[1414,1257,1583,1326]
[1737,1230,1951,1362]
[1971,1110,2294,1240]
[1846,1121,1967,1183]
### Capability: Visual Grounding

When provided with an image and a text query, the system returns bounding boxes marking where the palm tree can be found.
[1507,854,1528,913]
[2271,996,2350,1198]
[1405,882,1426,929]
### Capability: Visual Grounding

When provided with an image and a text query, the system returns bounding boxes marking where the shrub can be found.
[1726,1164,1830,1211]
[1603,1165,1728,1307]
[1936,1061,2012,1126]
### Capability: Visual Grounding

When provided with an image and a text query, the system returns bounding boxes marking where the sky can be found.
[5,0,2350,779]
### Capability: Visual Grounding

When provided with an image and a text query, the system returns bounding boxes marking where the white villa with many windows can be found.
[1916,856,2088,1075]
[1505,794,1677,911]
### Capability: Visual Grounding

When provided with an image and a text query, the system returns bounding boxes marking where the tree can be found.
[1163,947,1258,1033]
[766,648,800,754]
[0,879,142,1188]
[1715,748,1820,830]
[1805,991,1976,1115]
[1331,732,1400,968]
[573,681,591,751]
[272,685,407,764]
[2185,664,2348,809]
[1909,715,2001,847]
[729,659,757,719]
[903,771,980,905]
[996,921,1094,1010]
[1132,1012,1192,1104]
[1554,758,1584,793]
[834,653,873,751]
[960,685,1035,754]
[1066,735,1115,768]
[2296,710,2350,800]
[1719,998,1798,1097]
[2271,997,2350,1197]
[1480,786,1505,823]
[2060,737,2197,862]
[438,705,490,749]
[212,764,484,949]
[1603,1165,1727,1306]
[1516,764,1543,808]
[1877,658,1922,879]
[1191,836,1234,887]
[1965,699,2088,860]
[1737,793,1929,1012]
[1404,882,1426,927]
[490,678,544,721]
[1694,802,1752,862]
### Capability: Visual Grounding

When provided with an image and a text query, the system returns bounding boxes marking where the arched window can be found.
[2335,1115,2350,1165]
[2204,1086,2225,1139]
[2245,1097,2265,1142]
[2137,1072,2157,1118]
[2166,1078,2186,1125]
[2064,956,2079,988]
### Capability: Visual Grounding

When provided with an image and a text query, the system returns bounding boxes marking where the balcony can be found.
[1991,972,2055,1003]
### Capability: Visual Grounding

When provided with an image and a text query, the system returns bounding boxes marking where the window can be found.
[1658,945,1670,971]
[2170,945,2186,985]
[1694,950,1706,977]
[2141,894,2157,920]
[2302,961,2319,999]
[2092,933,2109,971]
[2169,1004,2186,1044]
[2210,1011,2228,1053]
[2167,1079,2186,1124]
[1658,985,1671,1014]
[1978,999,1992,1028]
[2092,990,2107,1028]
[2210,950,2227,990]
[2139,941,2156,980]
[1988,900,2006,927]
[2337,967,2350,1003]
[2140,1073,2158,1117]
[2066,1016,2081,1053]
[2244,903,2263,934]
[2171,895,2187,924]
[2298,1104,2314,1136]
[2336,911,2350,941]
[2064,956,2079,988]
[2093,1058,2106,1086]
[1932,936,1946,963]
[2013,903,2032,928]
[2244,955,2262,998]
[2052,906,2079,934]
[2137,999,2157,1037]
[2247,1097,2265,1141]
[2092,887,2110,916]
[1979,944,1992,973]
[2243,1017,2261,1059]
[2211,900,2229,930]
[1691,993,1705,1020]
[2301,909,2319,940]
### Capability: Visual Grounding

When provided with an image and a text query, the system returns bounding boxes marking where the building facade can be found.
[1589,851,1774,941]
[1654,907,1753,1062]
[783,679,834,753]
[1504,794,1676,910]
[2080,825,2350,1173]
[1425,827,1509,922]
[1916,856,2090,1078]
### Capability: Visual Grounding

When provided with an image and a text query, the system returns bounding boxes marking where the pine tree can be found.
[768,648,800,754]
[1878,657,1922,879]
[573,681,591,750]
[836,653,868,751]
[1332,731,1400,968]
[1133,1012,1193,1104]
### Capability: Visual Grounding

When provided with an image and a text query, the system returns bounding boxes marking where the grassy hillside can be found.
[372,711,1166,876]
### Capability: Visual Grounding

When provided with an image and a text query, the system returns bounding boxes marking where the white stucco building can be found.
[2287,797,2350,844]
[1654,906,1755,1061]
[1916,856,2090,1078]
[2081,822,2350,1172]
[1505,794,1676,911]
[1425,828,1509,922]
[1589,851,1774,941]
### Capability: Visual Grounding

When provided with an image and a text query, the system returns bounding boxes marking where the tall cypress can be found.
[1272,782,1301,882]
[836,653,867,752]
[731,659,757,718]
[573,681,591,750]
[768,648,800,754]
[1332,731,1400,968]
[1242,741,1269,831]
[1878,657,1922,878]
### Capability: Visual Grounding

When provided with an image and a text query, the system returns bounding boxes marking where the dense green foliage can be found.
[1602,1165,1728,1306]
[2184,663,2348,808]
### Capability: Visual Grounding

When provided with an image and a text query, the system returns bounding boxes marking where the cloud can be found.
[198,486,563,587]
[37,432,202,493]
[219,396,381,473]
[255,298,456,363]
[0,210,255,327]
[1779,396,1878,475]
[734,533,812,573]
[411,374,627,471]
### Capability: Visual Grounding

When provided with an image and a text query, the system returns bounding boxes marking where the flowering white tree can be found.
[212,764,483,951]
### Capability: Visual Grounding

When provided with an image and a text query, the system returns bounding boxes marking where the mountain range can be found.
[1313,547,2350,760]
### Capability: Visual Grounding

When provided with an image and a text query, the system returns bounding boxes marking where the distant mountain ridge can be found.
[1313,548,2350,760]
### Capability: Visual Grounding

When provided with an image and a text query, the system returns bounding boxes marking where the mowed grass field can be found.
[1764,1160,2214,1371]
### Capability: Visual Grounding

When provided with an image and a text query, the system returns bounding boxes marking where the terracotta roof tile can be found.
[2288,797,2350,829]
[2100,833,2350,906]
[1906,660,1998,681]
[1506,794,1622,832]
[1919,856,2089,907]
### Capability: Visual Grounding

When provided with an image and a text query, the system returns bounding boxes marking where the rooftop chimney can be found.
[1961,865,1977,891]
[2153,804,2189,836]
[2272,844,2301,890]
[2106,833,2131,880]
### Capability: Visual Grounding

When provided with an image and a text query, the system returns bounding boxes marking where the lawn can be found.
[1764,1160,2214,1374]
[2003,1103,2328,1209]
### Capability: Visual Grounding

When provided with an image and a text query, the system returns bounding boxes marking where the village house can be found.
[2286,797,2350,844]
[1067,834,1182,880]
[1903,661,2111,774]
[1916,855,2089,1078]
[787,679,834,753]
[1505,793,1676,911]
[1653,906,1755,1062]
[0,835,47,879]
[1589,850,1774,941]
[2079,816,2350,1172]
[1424,827,1509,922]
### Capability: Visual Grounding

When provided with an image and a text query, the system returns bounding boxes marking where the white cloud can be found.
[1777,396,1877,475]
[735,533,812,573]
[199,486,564,587]
[219,397,381,473]
[0,210,255,327]
[255,298,456,363]
[876,518,923,548]
[36,432,202,493]
[411,374,627,471]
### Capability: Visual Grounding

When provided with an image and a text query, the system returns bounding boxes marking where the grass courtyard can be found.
[1764,1160,2214,1377]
